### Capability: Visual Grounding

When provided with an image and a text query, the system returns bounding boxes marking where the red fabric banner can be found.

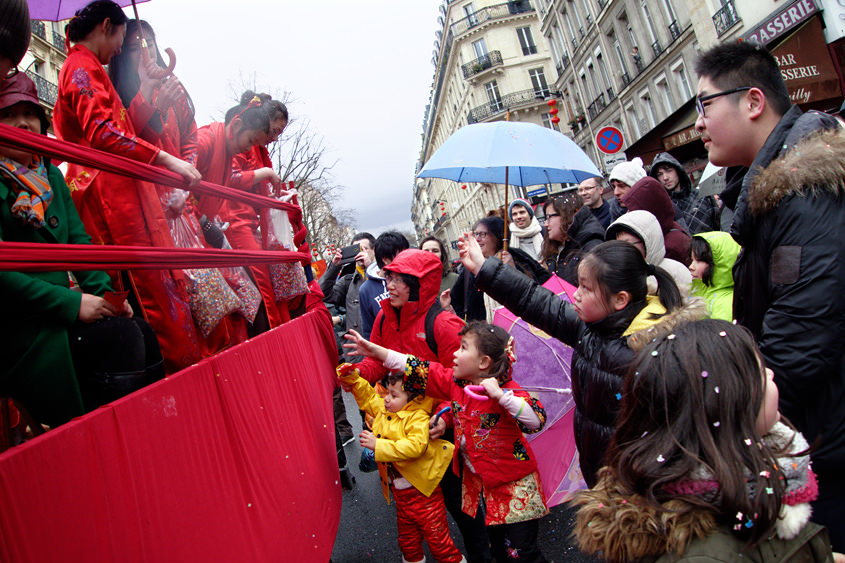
[0,123,300,217]
[0,310,341,562]
[0,241,310,272]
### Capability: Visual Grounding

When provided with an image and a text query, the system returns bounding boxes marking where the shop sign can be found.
[744,0,818,45]
[663,125,702,151]
[773,17,842,105]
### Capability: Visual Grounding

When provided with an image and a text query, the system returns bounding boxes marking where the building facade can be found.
[19,19,68,134]
[413,0,559,248]
[413,0,845,248]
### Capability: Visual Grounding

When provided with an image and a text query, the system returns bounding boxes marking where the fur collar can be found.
[749,128,845,215]
[626,297,708,352]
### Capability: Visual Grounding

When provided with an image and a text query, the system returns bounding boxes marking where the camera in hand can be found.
[339,243,361,265]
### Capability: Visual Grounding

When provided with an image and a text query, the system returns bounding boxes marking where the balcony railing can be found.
[30,20,46,40]
[450,1,534,36]
[461,50,503,78]
[572,37,579,49]
[713,1,740,37]
[621,72,631,87]
[587,93,607,120]
[555,54,570,77]
[651,39,663,58]
[606,87,616,103]
[52,31,66,53]
[26,70,58,106]
[668,20,681,41]
[467,87,552,123]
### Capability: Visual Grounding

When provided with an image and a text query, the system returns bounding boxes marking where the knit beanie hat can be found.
[609,157,646,187]
[508,198,534,221]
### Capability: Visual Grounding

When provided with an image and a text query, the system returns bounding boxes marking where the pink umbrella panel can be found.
[28,0,150,22]
[492,274,587,507]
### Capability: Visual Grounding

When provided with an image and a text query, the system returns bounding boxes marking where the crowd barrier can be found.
[0,309,341,562]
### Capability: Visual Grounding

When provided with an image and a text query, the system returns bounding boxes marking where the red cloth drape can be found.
[0,309,341,562]
[0,123,301,217]
[0,241,310,271]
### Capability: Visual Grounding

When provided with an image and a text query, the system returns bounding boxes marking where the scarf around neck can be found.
[0,155,52,228]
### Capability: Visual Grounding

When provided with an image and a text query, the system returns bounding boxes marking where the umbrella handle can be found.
[464,385,489,401]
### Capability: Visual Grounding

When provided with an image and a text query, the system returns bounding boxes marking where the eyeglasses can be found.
[577,185,598,192]
[695,87,752,117]
[545,213,561,218]
[383,272,407,286]
[472,231,489,239]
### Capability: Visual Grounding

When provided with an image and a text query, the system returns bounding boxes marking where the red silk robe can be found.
[224,145,286,327]
[53,44,201,372]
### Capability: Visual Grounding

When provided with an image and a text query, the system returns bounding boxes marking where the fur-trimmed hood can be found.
[749,128,845,216]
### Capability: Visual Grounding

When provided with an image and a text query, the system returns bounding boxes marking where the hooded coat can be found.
[356,250,465,385]
[649,152,720,234]
[473,256,706,486]
[606,210,691,298]
[730,107,845,496]
[690,231,740,321]
[623,177,691,265]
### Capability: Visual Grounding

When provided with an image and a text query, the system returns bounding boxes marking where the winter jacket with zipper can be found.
[730,106,845,492]
[473,256,705,486]
[623,177,692,266]
[320,261,366,361]
[339,370,454,503]
[690,231,740,321]
[650,151,720,234]
[606,209,692,297]
[355,249,465,385]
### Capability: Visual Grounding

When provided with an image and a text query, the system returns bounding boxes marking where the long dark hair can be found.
[420,235,450,278]
[607,319,785,545]
[66,0,128,42]
[539,193,582,264]
[690,236,714,287]
[581,240,681,319]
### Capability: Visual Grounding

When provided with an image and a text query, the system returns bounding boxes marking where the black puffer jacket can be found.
[731,106,845,492]
[474,257,684,486]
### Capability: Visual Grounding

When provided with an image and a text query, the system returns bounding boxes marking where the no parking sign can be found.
[596,126,624,155]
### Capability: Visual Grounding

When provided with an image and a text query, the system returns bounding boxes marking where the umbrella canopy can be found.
[28,0,148,21]
[493,274,586,506]
[417,121,601,187]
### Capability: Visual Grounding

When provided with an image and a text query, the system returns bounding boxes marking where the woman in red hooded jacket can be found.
[54,0,202,372]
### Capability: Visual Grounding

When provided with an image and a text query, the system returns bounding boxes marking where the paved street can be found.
[330,392,602,563]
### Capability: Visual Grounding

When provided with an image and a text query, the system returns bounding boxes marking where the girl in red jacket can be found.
[345,322,550,563]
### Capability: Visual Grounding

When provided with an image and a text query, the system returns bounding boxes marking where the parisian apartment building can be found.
[19,19,68,135]
[413,0,845,248]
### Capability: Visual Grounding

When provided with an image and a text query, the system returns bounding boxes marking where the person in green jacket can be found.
[689,230,741,321]
[0,72,162,428]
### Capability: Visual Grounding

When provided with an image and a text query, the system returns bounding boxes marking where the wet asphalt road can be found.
[330,392,602,563]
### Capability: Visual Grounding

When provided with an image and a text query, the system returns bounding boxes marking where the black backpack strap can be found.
[424,301,445,357]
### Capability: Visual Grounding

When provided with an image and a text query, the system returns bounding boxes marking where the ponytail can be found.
[66,0,128,43]
[650,264,682,314]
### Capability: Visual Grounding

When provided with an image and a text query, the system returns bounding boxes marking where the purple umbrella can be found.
[493,274,587,506]
[28,0,149,21]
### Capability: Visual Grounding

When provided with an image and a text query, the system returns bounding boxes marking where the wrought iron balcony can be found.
[461,51,503,78]
[651,40,663,59]
[30,20,47,40]
[572,37,579,49]
[52,31,66,53]
[621,72,631,87]
[450,1,534,36]
[555,54,571,77]
[587,93,607,120]
[467,87,552,124]
[668,20,681,41]
[606,87,616,102]
[713,1,740,37]
[25,70,58,106]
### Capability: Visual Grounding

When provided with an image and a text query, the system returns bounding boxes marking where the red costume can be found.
[53,44,201,372]
[223,144,286,327]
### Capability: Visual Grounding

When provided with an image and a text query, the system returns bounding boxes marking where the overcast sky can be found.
[137,0,440,237]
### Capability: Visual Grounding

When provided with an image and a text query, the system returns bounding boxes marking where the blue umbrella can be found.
[417,121,601,187]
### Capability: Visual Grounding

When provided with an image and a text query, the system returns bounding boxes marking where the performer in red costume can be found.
[224,92,289,332]
[53,0,203,372]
